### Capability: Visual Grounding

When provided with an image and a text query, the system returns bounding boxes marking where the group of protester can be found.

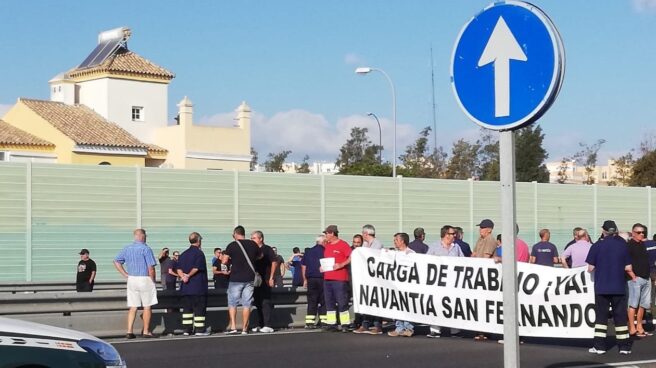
[103,218,656,355]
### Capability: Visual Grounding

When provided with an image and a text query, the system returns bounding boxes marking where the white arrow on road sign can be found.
[478,16,527,117]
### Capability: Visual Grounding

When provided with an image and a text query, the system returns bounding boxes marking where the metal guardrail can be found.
[0,278,298,294]
[0,287,307,315]
[0,286,310,338]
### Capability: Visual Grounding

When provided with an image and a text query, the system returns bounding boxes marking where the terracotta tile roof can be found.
[20,98,149,149]
[0,119,55,147]
[67,49,174,80]
[145,143,168,154]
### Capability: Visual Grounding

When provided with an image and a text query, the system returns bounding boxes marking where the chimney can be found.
[177,96,193,128]
[235,101,251,130]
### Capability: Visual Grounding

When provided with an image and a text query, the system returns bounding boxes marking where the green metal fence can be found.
[0,162,653,282]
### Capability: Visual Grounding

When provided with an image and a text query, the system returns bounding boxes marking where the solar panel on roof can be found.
[77,27,130,69]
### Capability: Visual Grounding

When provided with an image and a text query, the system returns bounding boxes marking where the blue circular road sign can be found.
[451,1,564,131]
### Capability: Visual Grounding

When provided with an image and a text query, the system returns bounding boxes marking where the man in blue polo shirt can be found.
[586,220,634,355]
[302,234,327,329]
[114,228,158,339]
[176,232,209,336]
[530,229,559,267]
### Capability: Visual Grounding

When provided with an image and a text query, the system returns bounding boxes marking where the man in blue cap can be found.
[586,220,634,355]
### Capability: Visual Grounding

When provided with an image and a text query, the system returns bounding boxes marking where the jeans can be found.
[628,277,651,309]
[228,282,254,307]
[395,320,413,333]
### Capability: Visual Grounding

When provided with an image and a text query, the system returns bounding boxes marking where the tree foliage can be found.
[264,150,292,172]
[398,127,447,178]
[514,125,550,183]
[296,155,311,174]
[573,139,606,185]
[629,150,656,187]
[335,127,390,176]
[477,130,499,181]
[445,139,480,180]
[250,147,258,171]
[607,152,633,186]
[468,125,549,182]
[556,158,569,184]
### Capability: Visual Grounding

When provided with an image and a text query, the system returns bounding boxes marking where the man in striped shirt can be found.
[114,228,158,339]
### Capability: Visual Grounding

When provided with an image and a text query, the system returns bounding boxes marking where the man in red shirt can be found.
[322,225,352,332]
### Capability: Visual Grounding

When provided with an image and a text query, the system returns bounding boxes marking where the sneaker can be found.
[260,326,274,333]
[402,329,414,337]
[194,330,210,336]
[183,332,190,336]
[367,327,383,335]
[251,327,260,333]
[426,332,441,338]
[305,324,316,330]
[225,329,239,335]
[126,333,136,340]
[387,330,402,337]
[241,330,248,335]
[353,326,368,334]
[619,349,631,355]
[588,347,606,355]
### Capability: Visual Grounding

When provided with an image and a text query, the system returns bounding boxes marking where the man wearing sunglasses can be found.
[426,225,464,338]
[627,223,652,337]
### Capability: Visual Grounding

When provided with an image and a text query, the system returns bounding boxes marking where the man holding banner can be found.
[321,225,352,332]
[387,233,415,337]
[586,220,634,355]
[472,219,497,341]
[426,225,463,338]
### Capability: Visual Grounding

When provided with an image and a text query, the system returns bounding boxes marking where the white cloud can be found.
[197,108,419,163]
[632,0,656,13]
[344,52,365,66]
[0,103,12,118]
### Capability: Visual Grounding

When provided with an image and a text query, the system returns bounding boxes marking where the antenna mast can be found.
[431,45,437,151]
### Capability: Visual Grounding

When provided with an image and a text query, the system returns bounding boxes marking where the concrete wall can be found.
[77,79,109,118]
[106,78,168,144]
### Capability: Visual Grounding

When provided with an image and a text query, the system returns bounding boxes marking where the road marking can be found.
[573,359,656,368]
[110,328,321,345]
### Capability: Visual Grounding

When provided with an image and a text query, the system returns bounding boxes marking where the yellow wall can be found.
[185,158,249,171]
[186,125,250,157]
[0,144,55,154]
[70,152,144,166]
[155,124,186,168]
[3,100,146,167]
[3,101,76,163]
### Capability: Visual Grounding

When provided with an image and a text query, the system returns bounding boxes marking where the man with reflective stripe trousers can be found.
[585,220,633,355]
[177,232,209,336]
[321,225,352,332]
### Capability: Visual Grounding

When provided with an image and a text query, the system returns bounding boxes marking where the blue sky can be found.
[1,0,656,164]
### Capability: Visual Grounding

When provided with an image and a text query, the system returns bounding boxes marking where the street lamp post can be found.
[367,112,382,164]
[355,67,397,177]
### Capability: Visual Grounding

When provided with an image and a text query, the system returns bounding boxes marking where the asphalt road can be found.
[111,326,656,368]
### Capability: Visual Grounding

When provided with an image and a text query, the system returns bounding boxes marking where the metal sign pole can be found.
[500,130,519,367]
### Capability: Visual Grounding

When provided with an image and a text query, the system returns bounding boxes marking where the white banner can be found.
[351,247,595,338]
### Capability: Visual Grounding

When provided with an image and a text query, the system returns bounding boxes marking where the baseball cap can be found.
[323,225,339,234]
[477,219,494,229]
[602,220,618,233]
[79,248,89,255]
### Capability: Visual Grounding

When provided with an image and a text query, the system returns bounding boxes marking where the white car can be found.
[0,316,126,368]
